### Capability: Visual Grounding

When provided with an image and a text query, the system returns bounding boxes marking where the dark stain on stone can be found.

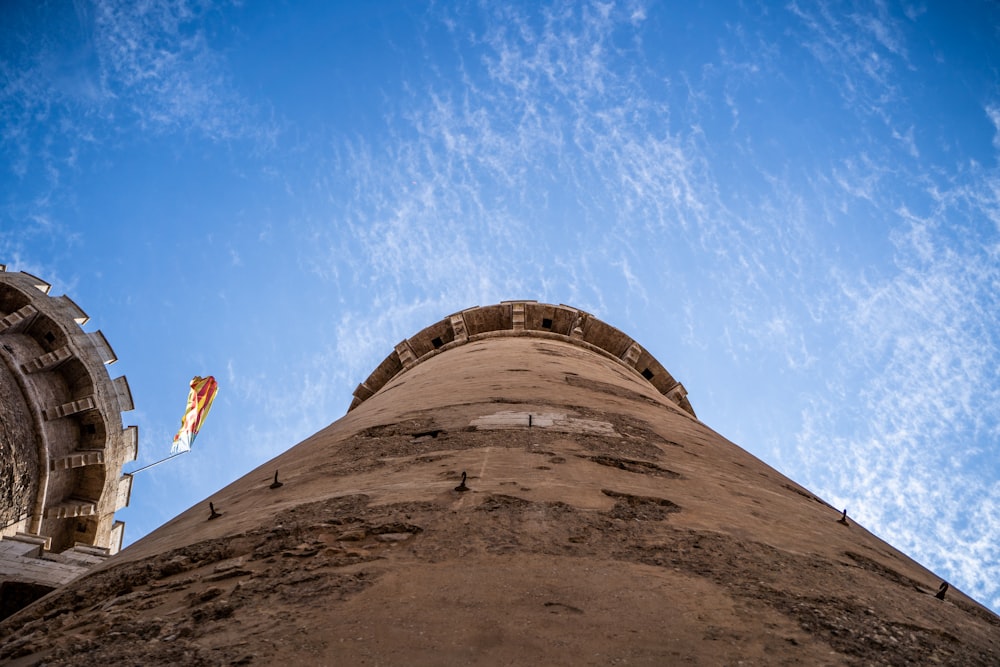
[601,490,681,520]
[585,455,681,479]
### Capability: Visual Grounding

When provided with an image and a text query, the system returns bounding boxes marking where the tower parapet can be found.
[0,267,137,617]
[351,301,695,416]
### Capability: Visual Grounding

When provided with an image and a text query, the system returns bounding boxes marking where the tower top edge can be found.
[349,301,695,417]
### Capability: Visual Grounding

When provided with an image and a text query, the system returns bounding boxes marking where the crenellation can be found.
[461,303,511,334]
[0,270,137,619]
[112,375,133,412]
[52,294,89,326]
[407,318,456,357]
[109,521,124,553]
[579,315,634,358]
[449,313,468,342]
[666,382,689,405]
[524,302,578,334]
[354,382,375,401]
[347,302,697,416]
[115,474,133,511]
[511,301,526,330]
[394,340,418,368]
[84,330,117,366]
[621,341,643,367]
[14,272,51,295]
[121,425,138,462]
[569,311,587,339]
[361,351,404,395]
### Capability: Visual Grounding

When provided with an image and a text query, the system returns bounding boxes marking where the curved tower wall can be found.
[0,267,136,554]
[1,301,997,665]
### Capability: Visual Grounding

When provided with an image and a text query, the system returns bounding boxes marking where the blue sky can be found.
[2,1,999,612]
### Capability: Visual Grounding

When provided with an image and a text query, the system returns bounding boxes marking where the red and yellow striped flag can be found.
[171,375,219,454]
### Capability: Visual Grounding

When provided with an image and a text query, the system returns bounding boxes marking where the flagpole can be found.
[126,451,188,475]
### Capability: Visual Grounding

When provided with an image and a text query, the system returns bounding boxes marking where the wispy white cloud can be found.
[785,0,909,119]
[1,0,274,189]
[89,0,273,141]
[796,174,1000,608]
[987,105,1000,152]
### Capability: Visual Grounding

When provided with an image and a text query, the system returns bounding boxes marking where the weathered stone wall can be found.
[0,359,37,532]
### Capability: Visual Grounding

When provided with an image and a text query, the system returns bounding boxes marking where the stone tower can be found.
[1,301,997,664]
[0,268,137,620]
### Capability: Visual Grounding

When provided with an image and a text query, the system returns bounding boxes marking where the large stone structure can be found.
[0,267,137,620]
[1,301,997,664]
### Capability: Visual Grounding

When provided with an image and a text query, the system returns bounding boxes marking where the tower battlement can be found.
[352,301,693,416]
[0,267,137,619]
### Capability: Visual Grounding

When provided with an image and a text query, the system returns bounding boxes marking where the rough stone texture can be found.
[1,311,997,665]
[0,360,37,531]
